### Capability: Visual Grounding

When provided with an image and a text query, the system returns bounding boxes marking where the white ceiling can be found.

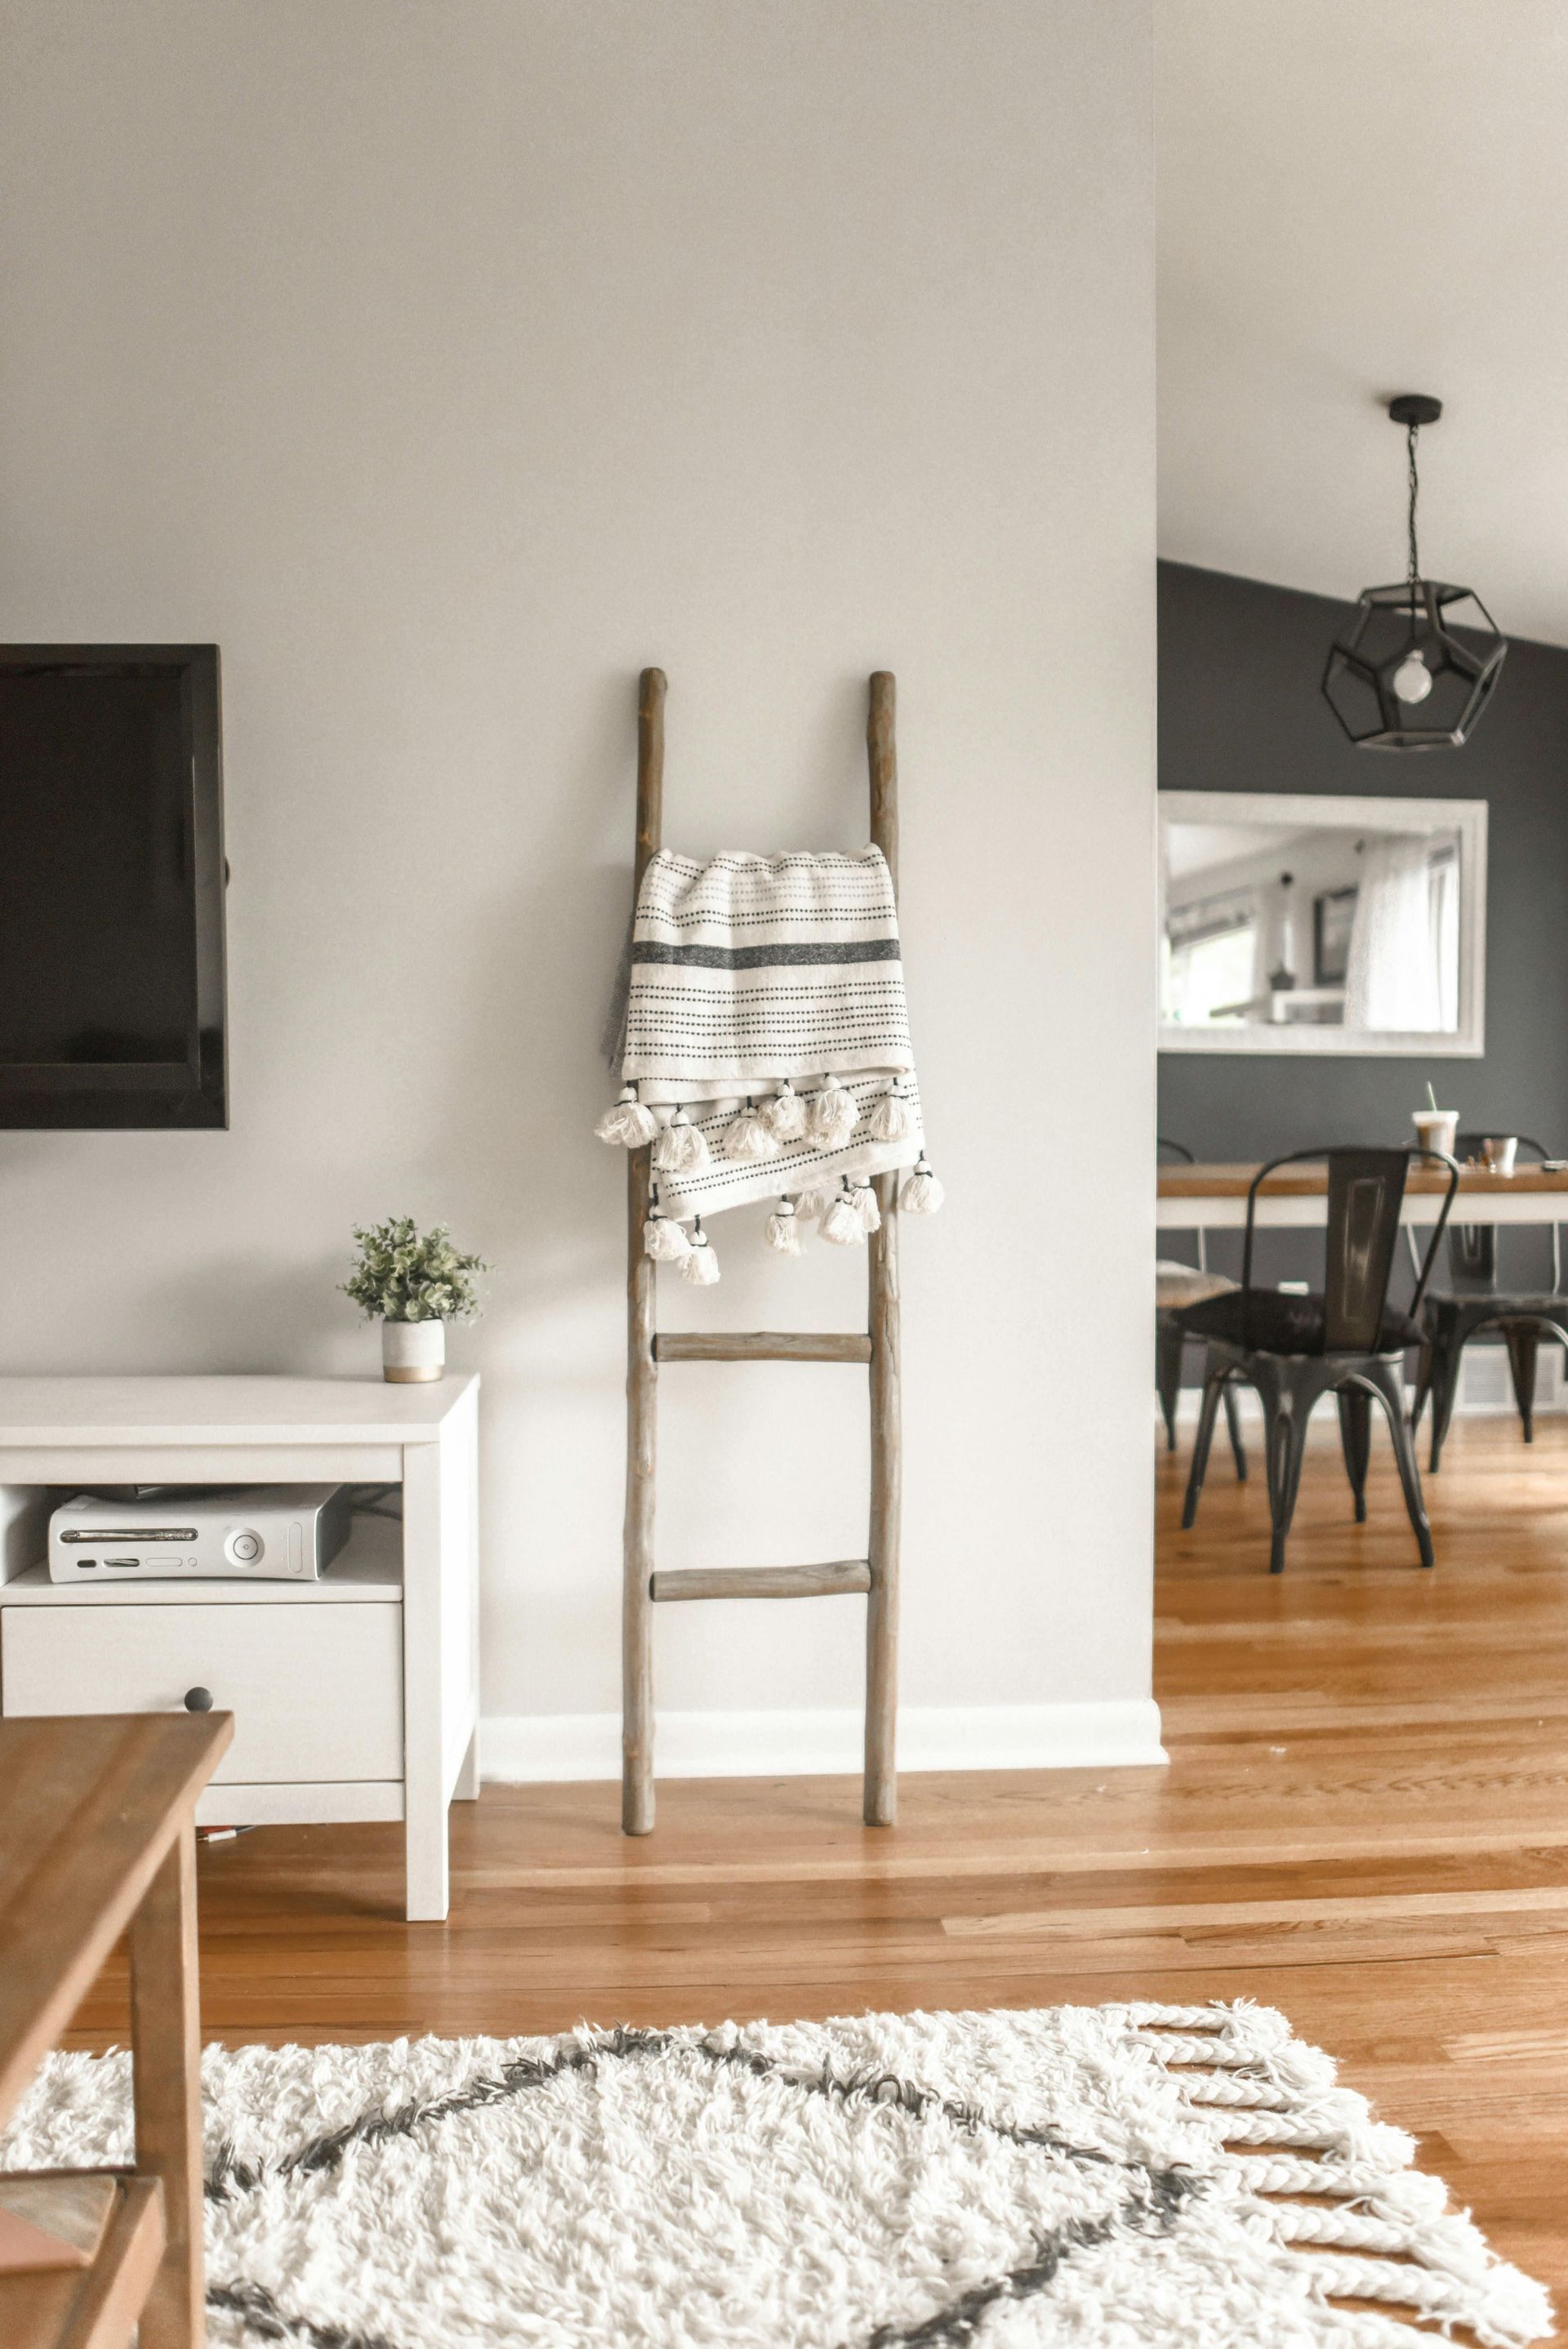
[1157,2,1568,646]
[1164,822,1318,881]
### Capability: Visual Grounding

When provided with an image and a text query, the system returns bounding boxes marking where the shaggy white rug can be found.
[1,2001,1551,2349]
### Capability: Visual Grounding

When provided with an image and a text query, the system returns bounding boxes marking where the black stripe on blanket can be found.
[632,938,902,971]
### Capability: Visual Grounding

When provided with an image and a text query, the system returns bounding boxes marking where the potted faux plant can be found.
[341,1217,488,1383]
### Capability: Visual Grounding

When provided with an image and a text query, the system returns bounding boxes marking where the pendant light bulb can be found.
[1392,649,1434,705]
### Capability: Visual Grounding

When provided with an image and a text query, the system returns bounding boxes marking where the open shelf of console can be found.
[0,1510,404,1602]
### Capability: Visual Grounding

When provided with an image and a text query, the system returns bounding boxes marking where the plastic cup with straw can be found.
[1412,1081,1457,1162]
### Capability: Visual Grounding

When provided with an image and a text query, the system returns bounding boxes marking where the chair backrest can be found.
[1446,1134,1552,1290]
[1241,1146,1459,1352]
[1324,1150,1412,1349]
[1156,1136,1205,1271]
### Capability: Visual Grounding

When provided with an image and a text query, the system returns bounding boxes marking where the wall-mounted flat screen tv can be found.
[0,645,227,1127]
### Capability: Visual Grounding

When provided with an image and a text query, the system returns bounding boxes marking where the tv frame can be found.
[0,644,228,1129]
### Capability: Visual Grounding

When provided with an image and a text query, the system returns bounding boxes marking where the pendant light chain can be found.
[1405,419,1422,606]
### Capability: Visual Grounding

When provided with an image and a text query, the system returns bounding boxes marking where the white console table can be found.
[0,1375,479,1922]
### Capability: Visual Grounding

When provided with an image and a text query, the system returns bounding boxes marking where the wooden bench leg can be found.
[128,1827,204,2349]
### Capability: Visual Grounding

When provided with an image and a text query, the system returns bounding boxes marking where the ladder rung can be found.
[650,1560,872,1602]
[653,1331,871,1364]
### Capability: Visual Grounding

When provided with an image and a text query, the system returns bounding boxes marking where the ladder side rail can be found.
[865,671,902,1826]
[622,666,666,1834]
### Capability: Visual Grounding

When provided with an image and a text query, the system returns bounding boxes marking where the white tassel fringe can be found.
[595,1084,660,1148]
[762,1081,806,1141]
[1129,1999,1552,2349]
[680,1222,720,1285]
[852,1179,881,1234]
[806,1078,858,1148]
[721,1101,782,1161]
[900,1153,944,1214]
[654,1108,711,1175]
[866,1085,914,1143]
[643,1207,692,1263]
[792,1183,838,1219]
[821,1189,867,1246]
[764,1201,803,1255]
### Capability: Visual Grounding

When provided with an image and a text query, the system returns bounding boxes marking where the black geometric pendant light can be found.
[1321,394,1506,751]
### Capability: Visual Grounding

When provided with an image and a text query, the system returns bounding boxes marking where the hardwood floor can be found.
[1155,1406,1568,2300]
[61,1413,1568,2301]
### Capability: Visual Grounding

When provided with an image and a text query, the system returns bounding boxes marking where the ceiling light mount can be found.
[1321,392,1504,751]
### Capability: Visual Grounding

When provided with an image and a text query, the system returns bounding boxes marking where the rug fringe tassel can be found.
[1127,1999,1553,2349]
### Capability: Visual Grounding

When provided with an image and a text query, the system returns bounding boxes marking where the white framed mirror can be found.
[1159,791,1486,1055]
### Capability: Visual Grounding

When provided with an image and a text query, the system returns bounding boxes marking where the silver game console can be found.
[48,1484,351,1583]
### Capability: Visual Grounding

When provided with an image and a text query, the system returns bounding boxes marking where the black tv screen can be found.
[0,646,227,1127]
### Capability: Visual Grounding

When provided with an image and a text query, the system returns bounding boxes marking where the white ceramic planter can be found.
[381,1318,446,1384]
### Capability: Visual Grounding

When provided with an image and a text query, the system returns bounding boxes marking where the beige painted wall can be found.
[0,0,1157,1764]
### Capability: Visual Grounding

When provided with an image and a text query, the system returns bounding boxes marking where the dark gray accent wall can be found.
[1157,559,1568,1295]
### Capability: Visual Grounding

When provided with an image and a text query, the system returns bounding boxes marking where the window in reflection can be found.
[1160,809,1472,1042]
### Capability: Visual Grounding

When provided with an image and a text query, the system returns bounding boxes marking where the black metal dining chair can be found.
[1156,1137,1245,1478]
[1411,1132,1568,1469]
[1174,1146,1459,1574]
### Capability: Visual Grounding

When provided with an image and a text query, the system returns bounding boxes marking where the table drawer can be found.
[0,1602,403,1784]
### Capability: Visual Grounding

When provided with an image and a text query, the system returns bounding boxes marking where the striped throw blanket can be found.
[597,848,941,1272]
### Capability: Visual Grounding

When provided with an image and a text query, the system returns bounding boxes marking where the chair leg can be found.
[1428,1330,1463,1473]
[1156,1317,1184,1452]
[1221,1378,1248,1481]
[1365,1362,1434,1570]
[1261,1393,1312,1576]
[1336,1384,1372,1522]
[1504,1322,1540,1444]
[1181,1363,1227,1531]
[1410,1333,1433,1432]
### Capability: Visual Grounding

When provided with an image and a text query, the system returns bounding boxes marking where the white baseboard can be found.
[480,1698,1166,1785]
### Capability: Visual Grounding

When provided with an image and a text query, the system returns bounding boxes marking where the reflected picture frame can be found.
[1158,791,1487,1057]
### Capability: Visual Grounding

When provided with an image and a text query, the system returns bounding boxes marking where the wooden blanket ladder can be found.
[622,667,902,1834]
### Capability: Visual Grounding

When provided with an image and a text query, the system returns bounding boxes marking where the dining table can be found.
[1157,1159,1568,1232]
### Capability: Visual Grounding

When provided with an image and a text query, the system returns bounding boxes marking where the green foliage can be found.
[341,1217,489,1325]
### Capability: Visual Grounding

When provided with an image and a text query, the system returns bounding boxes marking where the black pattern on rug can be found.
[16,2004,1536,2347]
[208,2280,401,2349]
[865,2203,1183,2349]
[207,2024,1177,2200]
[203,2025,1204,2349]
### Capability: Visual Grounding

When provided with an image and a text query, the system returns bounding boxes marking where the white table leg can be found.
[401,1442,449,1921]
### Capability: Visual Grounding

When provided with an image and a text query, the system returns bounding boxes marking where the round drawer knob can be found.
[184,1686,214,1713]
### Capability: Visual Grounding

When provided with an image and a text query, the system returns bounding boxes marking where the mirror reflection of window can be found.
[1163,898,1258,1025]
[1159,805,1472,1046]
